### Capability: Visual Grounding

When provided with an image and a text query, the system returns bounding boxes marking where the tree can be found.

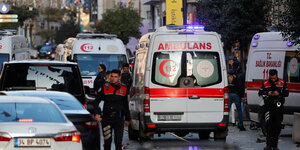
[9,5,39,26]
[278,0,300,45]
[196,0,271,61]
[95,5,142,45]
[55,10,80,44]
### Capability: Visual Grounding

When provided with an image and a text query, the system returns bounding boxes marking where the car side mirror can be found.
[84,86,91,95]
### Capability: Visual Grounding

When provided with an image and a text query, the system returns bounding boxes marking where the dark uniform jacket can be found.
[258,78,289,107]
[94,72,106,93]
[94,82,131,121]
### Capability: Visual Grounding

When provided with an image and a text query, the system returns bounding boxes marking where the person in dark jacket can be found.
[94,69,131,150]
[259,69,289,150]
[121,63,132,93]
[228,61,246,131]
[93,64,106,95]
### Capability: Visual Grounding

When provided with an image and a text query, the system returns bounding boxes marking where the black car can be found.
[1,90,100,150]
[0,60,87,105]
[38,45,55,59]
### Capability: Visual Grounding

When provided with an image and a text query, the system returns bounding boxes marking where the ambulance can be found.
[65,34,128,91]
[246,32,300,129]
[0,31,30,71]
[128,25,229,141]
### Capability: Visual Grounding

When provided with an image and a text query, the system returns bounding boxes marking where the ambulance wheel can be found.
[174,131,189,137]
[138,121,150,142]
[198,131,210,140]
[214,130,227,141]
[128,124,139,141]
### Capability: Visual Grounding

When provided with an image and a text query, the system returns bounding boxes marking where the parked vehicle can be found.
[129,25,229,141]
[0,96,82,150]
[0,30,30,71]
[1,91,100,150]
[58,34,128,93]
[245,32,300,134]
[0,60,87,105]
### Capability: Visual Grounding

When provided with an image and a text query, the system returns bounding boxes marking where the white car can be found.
[0,96,82,150]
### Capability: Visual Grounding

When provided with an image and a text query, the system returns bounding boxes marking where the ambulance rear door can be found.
[149,34,188,123]
[186,34,225,123]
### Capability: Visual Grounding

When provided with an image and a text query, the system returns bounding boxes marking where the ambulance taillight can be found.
[224,87,229,112]
[144,87,150,112]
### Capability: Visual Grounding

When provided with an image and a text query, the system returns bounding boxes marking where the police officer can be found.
[94,69,131,150]
[259,69,289,150]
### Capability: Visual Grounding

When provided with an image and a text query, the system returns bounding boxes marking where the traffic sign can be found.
[0,19,18,22]
[0,14,18,19]
[0,3,10,14]
[0,14,18,22]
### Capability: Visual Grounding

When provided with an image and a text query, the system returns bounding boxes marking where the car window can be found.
[74,54,127,76]
[0,103,66,123]
[48,97,85,110]
[152,51,221,87]
[2,64,82,95]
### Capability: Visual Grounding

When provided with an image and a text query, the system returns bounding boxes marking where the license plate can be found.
[15,138,51,147]
[157,115,181,121]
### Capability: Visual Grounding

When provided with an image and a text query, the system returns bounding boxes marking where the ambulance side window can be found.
[133,52,146,87]
[284,51,300,83]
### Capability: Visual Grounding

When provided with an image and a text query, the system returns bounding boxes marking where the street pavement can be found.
[99,121,299,150]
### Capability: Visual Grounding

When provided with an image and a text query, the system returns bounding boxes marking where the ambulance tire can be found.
[128,124,139,141]
[138,121,150,142]
[213,130,227,141]
[198,131,210,140]
[174,131,189,137]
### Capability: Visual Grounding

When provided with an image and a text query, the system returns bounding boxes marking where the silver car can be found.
[0,96,83,150]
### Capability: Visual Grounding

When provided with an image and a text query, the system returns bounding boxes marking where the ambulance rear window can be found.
[152,52,221,87]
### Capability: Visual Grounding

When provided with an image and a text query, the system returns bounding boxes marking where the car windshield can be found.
[40,46,52,52]
[0,54,9,71]
[74,54,127,76]
[2,64,82,94]
[0,102,66,122]
[152,51,222,87]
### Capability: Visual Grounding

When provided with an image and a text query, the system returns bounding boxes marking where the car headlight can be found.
[47,52,51,54]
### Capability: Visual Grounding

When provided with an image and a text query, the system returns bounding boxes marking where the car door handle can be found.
[189,95,200,99]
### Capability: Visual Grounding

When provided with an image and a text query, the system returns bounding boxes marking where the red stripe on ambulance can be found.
[149,88,224,98]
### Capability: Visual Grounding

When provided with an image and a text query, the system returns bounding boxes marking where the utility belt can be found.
[264,97,284,109]
[103,110,123,119]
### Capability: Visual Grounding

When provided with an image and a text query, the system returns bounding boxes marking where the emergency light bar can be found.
[166,25,205,31]
[76,33,117,39]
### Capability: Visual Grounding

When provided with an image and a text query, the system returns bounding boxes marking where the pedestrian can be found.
[121,63,132,93]
[105,70,111,82]
[259,69,289,150]
[94,69,131,150]
[228,61,246,131]
[94,64,106,95]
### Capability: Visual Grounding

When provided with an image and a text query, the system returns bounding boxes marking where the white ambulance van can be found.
[0,31,30,71]
[246,32,300,129]
[67,34,128,91]
[128,25,229,141]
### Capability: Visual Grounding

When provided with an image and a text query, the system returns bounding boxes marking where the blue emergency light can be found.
[45,42,50,46]
[286,42,292,47]
[252,42,258,47]
[253,35,260,40]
